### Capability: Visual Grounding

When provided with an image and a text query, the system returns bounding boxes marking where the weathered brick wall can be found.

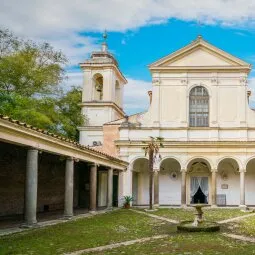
[0,142,81,217]
[0,143,26,216]
[102,124,120,157]
[37,153,66,213]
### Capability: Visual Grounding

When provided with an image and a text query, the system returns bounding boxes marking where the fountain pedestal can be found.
[177,204,220,232]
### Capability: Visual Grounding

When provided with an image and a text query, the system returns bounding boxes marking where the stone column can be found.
[107,168,113,209]
[24,148,38,227]
[181,169,187,207]
[239,169,246,209]
[64,157,74,218]
[90,163,97,212]
[154,170,159,207]
[118,171,124,207]
[211,169,217,207]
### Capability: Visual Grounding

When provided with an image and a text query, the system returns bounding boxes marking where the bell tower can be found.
[79,32,127,146]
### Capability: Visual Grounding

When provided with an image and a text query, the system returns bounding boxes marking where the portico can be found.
[0,115,128,228]
[129,147,255,209]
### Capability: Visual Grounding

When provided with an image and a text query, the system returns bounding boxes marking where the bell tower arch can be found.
[79,32,127,146]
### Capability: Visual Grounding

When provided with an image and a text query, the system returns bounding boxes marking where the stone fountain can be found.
[177,204,220,232]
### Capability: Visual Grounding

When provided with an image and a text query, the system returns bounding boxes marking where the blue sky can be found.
[2,0,255,114]
[74,20,255,114]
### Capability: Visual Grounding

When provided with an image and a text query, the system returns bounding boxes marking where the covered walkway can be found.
[0,115,128,228]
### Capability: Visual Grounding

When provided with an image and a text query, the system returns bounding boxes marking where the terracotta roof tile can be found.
[0,114,126,164]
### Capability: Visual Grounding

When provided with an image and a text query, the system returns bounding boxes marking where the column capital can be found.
[88,162,98,167]
[181,169,187,173]
[26,147,39,152]
[211,169,218,173]
[239,169,246,173]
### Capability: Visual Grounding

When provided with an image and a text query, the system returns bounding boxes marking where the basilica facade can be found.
[79,35,255,209]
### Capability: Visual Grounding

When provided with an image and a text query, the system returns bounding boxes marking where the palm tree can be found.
[143,136,164,210]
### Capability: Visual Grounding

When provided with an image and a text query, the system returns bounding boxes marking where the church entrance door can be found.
[190,177,208,204]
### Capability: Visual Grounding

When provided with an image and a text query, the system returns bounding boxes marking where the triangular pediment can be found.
[149,36,251,71]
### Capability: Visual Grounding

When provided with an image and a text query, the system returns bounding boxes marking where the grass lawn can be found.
[1,208,255,255]
[87,233,255,255]
[140,208,250,222]
[229,215,255,237]
[0,209,173,255]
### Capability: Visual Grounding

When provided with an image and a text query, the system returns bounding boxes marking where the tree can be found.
[0,29,67,96]
[0,87,85,140]
[0,28,85,141]
[143,136,164,210]
[57,87,85,140]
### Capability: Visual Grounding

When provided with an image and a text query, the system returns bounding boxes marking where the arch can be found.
[245,156,255,169]
[189,85,209,127]
[185,156,213,171]
[187,83,212,97]
[129,156,148,171]
[159,156,182,171]
[92,73,104,100]
[216,156,242,171]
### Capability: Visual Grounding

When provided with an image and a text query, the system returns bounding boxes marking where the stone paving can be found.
[222,233,255,243]
[130,208,179,223]
[64,234,169,255]
[217,213,255,224]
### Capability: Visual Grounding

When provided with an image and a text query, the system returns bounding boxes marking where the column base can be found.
[63,214,73,220]
[107,206,113,211]
[20,222,38,229]
[144,208,158,212]
[239,205,248,211]
[89,210,97,214]
[211,204,218,208]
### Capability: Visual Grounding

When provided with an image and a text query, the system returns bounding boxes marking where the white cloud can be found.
[2,0,255,113]
[123,78,152,114]
[2,1,255,68]
[248,78,255,109]
[2,0,255,38]
[61,71,83,92]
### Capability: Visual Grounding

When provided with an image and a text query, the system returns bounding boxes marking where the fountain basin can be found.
[177,220,220,232]
[177,203,220,232]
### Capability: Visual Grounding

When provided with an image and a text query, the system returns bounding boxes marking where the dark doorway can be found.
[113,174,118,207]
[78,166,90,208]
[193,187,207,204]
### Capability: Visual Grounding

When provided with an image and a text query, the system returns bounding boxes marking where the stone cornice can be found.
[149,66,251,73]
[115,140,255,148]
[119,126,255,131]
[149,36,251,70]
[0,115,128,170]
[77,126,103,131]
[80,101,125,117]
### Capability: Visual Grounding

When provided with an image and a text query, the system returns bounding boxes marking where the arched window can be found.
[189,86,209,127]
[93,73,103,100]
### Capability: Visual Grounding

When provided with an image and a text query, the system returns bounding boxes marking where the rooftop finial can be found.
[102,30,108,52]
[103,29,107,42]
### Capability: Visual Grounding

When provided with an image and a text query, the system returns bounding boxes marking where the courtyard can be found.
[2,208,255,254]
